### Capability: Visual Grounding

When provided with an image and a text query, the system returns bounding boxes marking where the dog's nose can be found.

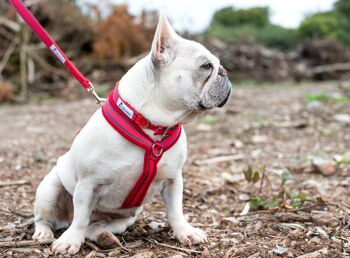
[218,66,227,77]
[217,87,231,107]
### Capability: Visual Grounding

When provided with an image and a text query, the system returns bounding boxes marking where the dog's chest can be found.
[94,150,176,212]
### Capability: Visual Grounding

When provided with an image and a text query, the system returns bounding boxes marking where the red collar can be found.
[112,82,169,135]
[102,82,182,208]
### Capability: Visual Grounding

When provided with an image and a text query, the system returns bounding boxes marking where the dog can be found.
[32,13,231,255]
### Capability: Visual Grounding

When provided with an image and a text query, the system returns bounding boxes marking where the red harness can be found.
[102,83,182,208]
[10,0,182,209]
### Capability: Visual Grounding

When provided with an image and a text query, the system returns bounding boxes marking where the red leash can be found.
[8,0,105,103]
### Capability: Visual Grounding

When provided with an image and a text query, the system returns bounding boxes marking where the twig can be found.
[146,238,201,254]
[84,240,100,251]
[19,18,29,101]
[237,202,335,217]
[0,41,17,78]
[0,239,54,248]
[194,154,245,166]
[24,46,70,79]
[0,180,30,187]
[0,17,20,32]
[257,166,266,196]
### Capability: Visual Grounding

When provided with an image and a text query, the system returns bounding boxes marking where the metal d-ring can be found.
[151,142,163,157]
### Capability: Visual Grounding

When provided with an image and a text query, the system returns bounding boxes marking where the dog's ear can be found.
[151,13,178,64]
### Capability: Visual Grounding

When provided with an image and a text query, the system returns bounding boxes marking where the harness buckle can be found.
[151,142,163,157]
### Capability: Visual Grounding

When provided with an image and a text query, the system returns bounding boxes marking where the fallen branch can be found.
[0,41,17,78]
[0,180,30,187]
[312,63,350,75]
[0,239,54,248]
[24,46,70,79]
[146,239,201,254]
[0,17,20,32]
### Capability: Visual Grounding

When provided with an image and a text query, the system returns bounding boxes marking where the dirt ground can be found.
[0,82,349,258]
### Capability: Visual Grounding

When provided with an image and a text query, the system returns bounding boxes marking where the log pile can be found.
[206,38,350,82]
[0,0,95,102]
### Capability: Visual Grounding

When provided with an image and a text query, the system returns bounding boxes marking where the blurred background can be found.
[0,1,350,257]
[1,0,350,101]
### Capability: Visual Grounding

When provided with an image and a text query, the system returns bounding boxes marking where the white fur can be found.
[32,14,230,255]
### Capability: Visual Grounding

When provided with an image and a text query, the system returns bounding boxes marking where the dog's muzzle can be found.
[199,69,232,109]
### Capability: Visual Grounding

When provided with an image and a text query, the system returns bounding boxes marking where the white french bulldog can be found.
[32,14,231,255]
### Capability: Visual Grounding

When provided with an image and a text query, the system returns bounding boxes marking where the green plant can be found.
[204,24,258,44]
[255,25,297,49]
[297,12,339,40]
[306,93,331,102]
[242,166,314,212]
[306,92,349,103]
[211,7,269,28]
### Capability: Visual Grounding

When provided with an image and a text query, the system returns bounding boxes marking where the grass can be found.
[306,92,350,103]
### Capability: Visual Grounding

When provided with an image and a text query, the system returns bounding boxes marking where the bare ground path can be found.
[0,83,349,257]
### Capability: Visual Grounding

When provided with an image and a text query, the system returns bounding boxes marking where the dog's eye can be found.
[200,62,213,70]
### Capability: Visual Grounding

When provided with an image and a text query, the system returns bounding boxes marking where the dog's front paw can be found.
[52,230,84,255]
[174,223,207,245]
[33,222,54,240]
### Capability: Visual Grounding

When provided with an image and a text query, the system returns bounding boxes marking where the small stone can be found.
[273,246,288,255]
[223,217,239,225]
[252,135,268,143]
[148,221,166,231]
[131,251,154,258]
[311,156,336,176]
[334,114,350,124]
[306,101,327,116]
[197,124,212,131]
[251,149,262,158]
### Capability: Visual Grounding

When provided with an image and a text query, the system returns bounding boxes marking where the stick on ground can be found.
[0,239,54,248]
[0,180,30,187]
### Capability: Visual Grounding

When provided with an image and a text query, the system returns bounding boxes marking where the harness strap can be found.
[102,85,182,209]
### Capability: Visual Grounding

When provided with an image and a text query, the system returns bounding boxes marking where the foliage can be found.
[205,24,257,44]
[206,24,297,49]
[297,12,338,40]
[242,166,314,212]
[255,25,297,49]
[205,0,350,49]
[93,5,157,60]
[334,0,350,17]
[296,0,350,47]
[211,7,269,28]
[334,0,350,47]
[306,92,349,103]
[206,6,297,49]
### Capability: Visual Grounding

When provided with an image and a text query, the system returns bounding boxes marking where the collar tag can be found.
[117,98,134,119]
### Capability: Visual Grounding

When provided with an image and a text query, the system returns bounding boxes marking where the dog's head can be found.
[151,14,231,114]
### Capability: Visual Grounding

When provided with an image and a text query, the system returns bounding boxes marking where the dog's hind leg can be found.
[85,210,141,249]
[33,166,67,240]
